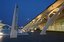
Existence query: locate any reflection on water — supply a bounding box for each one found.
[0,30,64,42]
[0,36,3,39]
[0,28,21,42]
[0,35,3,42]
[0,27,64,42]
[0,32,3,39]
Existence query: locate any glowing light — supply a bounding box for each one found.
[0,32,3,39]
[34,28,37,30]
[0,36,3,39]
[37,15,42,19]
[0,24,5,29]
[22,29,25,32]
[31,30,34,32]
[48,8,59,17]
[0,32,3,35]
[32,20,35,22]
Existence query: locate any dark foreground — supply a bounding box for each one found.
[1,31,64,42]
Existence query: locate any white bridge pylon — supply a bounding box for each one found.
[10,4,18,38]
[10,4,27,38]
[40,4,64,35]
[10,4,29,38]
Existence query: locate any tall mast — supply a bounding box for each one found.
[10,4,18,38]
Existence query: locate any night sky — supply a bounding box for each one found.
[0,0,56,27]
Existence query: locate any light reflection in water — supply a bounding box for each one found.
[0,32,3,42]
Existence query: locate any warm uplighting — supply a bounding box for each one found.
[32,19,35,23]
[48,8,59,17]
[37,14,42,19]
[34,28,37,30]
[22,29,25,32]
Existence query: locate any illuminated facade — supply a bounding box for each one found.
[22,0,64,32]
[48,16,64,31]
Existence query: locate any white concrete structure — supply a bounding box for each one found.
[10,4,18,38]
[40,4,64,35]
